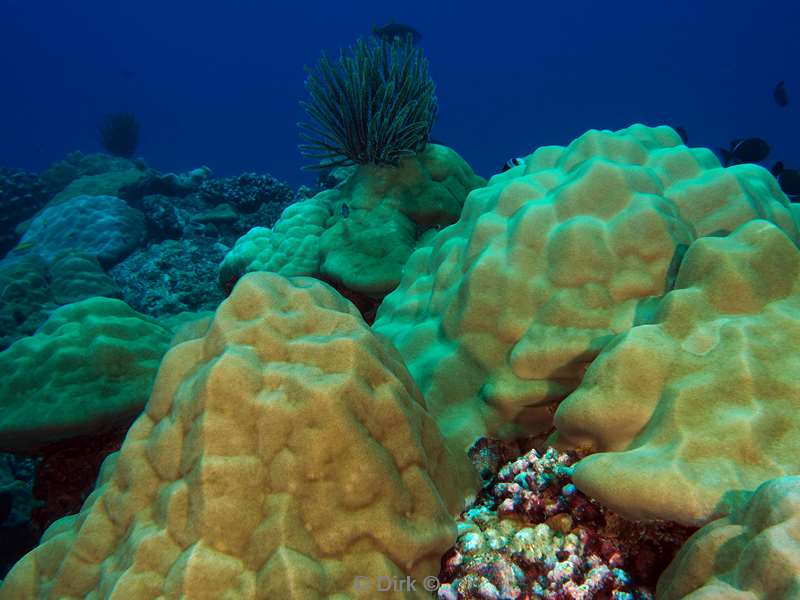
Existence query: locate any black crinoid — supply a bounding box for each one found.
[299,34,438,169]
[98,111,140,158]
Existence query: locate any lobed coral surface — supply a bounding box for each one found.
[2,125,800,599]
[219,143,485,297]
[373,124,798,453]
[0,273,476,599]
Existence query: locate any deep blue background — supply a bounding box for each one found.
[1,0,797,187]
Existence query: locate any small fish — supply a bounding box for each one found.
[771,162,800,199]
[673,125,689,144]
[10,241,35,253]
[372,22,422,45]
[774,81,788,107]
[501,157,524,172]
[665,243,689,291]
[719,138,770,167]
[340,203,350,219]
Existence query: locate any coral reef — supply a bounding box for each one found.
[47,252,122,305]
[0,255,57,350]
[39,151,140,197]
[118,166,213,203]
[658,476,800,599]
[199,172,294,213]
[0,252,121,351]
[553,220,800,525]
[49,169,146,206]
[136,194,188,240]
[317,165,357,191]
[219,143,485,298]
[2,124,800,598]
[0,272,476,599]
[0,297,172,453]
[17,194,146,267]
[110,238,227,317]
[105,169,295,319]
[372,124,798,453]
[438,445,693,599]
[0,167,49,258]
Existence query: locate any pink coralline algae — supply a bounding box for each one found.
[437,442,695,600]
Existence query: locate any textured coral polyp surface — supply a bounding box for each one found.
[218,144,485,297]
[657,476,800,599]
[0,297,172,453]
[373,124,798,452]
[20,194,145,267]
[0,273,475,599]
[554,220,800,526]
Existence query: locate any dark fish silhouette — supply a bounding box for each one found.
[372,22,422,44]
[501,157,524,173]
[774,81,788,107]
[673,126,689,144]
[341,203,350,218]
[771,162,800,199]
[665,243,689,291]
[720,138,770,167]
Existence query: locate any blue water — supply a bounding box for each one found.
[1,0,798,185]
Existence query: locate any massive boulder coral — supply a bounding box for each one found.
[218,144,485,297]
[552,219,800,526]
[657,476,800,599]
[0,251,122,351]
[372,124,799,452]
[47,251,122,305]
[0,297,172,453]
[0,272,476,599]
[49,169,145,206]
[17,195,146,268]
[0,254,58,350]
[40,151,141,198]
